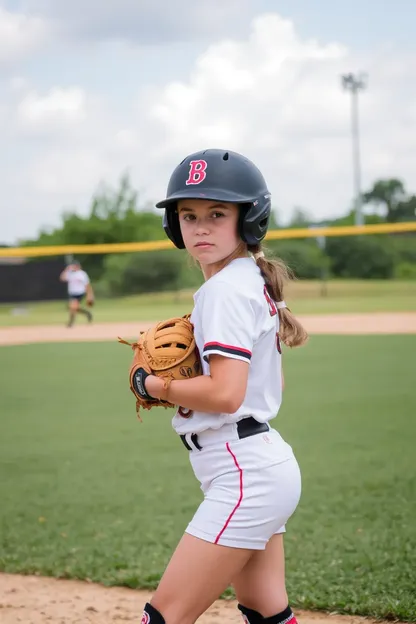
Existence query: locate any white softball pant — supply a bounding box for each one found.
[183,422,302,550]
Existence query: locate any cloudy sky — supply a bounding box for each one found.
[1,0,415,245]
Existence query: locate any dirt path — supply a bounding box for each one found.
[1,312,414,623]
[0,573,397,624]
[1,312,416,346]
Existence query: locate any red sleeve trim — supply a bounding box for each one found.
[203,341,252,361]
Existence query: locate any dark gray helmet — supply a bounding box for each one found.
[155,149,271,249]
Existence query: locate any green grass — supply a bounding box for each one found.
[0,280,415,326]
[0,337,415,620]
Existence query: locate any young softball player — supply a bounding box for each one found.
[139,149,308,624]
[59,260,94,327]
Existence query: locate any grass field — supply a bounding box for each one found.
[1,335,415,620]
[0,279,415,327]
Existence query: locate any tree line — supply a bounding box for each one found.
[15,175,416,295]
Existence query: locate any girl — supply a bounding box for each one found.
[59,260,94,327]
[138,149,308,624]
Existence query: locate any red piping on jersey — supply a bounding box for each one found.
[204,342,252,356]
[215,443,243,544]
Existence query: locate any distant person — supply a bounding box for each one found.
[59,260,94,327]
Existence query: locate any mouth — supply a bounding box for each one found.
[194,242,214,249]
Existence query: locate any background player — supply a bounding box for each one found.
[59,260,94,327]
[132,149,309,624]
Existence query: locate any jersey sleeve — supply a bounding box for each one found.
[200,281,255,365]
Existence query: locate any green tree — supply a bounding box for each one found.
[329,209,385,227]
[22,173,167,279]
[392,195,416,222]
[264,239,329,279]
[362,179,407,222]
[102,250,184,296]
[325,236,395,279]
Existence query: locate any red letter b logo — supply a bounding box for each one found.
[186,160,207,185]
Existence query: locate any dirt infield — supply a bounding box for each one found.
[0,573,400,624]
[1,312,416,346]
[1,312,413,623]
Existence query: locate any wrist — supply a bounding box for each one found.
[145,375,165,399]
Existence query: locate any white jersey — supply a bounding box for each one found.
[66,269,89,296]
[172,257,283,435]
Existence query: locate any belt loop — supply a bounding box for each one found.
[180,434,192,451]
[191,433,202,451]
[180,433,203,451]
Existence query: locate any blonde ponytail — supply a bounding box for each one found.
[249,244,308,348]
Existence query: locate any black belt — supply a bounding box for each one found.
[180,417,269,451]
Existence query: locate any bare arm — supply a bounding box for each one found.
[59,266,72,282]
[86,282,94,300]
[146,355,249,414]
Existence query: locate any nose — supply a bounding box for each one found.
[195,215,210,236]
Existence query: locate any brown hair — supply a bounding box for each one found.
[248,243,308,348]
[188,233,308,348]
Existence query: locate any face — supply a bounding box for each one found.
[177,199,242,274]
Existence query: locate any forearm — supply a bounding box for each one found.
[148,374,238,414]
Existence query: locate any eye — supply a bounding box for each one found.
[211,211,225,218]
[181,213,196,221]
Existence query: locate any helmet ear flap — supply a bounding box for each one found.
[163,208,185,249]
[238,197,271,245]
[237,204,250,243]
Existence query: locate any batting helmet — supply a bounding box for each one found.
[155,149,272,249]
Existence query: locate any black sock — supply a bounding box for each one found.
[67,312,75,327]
[238,604,263,624]
[142,603,165,624]
[265,605,297,624]
[238,604,297,624]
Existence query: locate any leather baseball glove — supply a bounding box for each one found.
[118,314,201,419]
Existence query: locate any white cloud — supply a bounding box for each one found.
[0,7,50,65]
[1,11,416,244]
[151,15,348,152]
[17,87,86,126]
[144,13,416,222]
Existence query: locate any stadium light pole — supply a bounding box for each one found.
[341,72,368,226]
